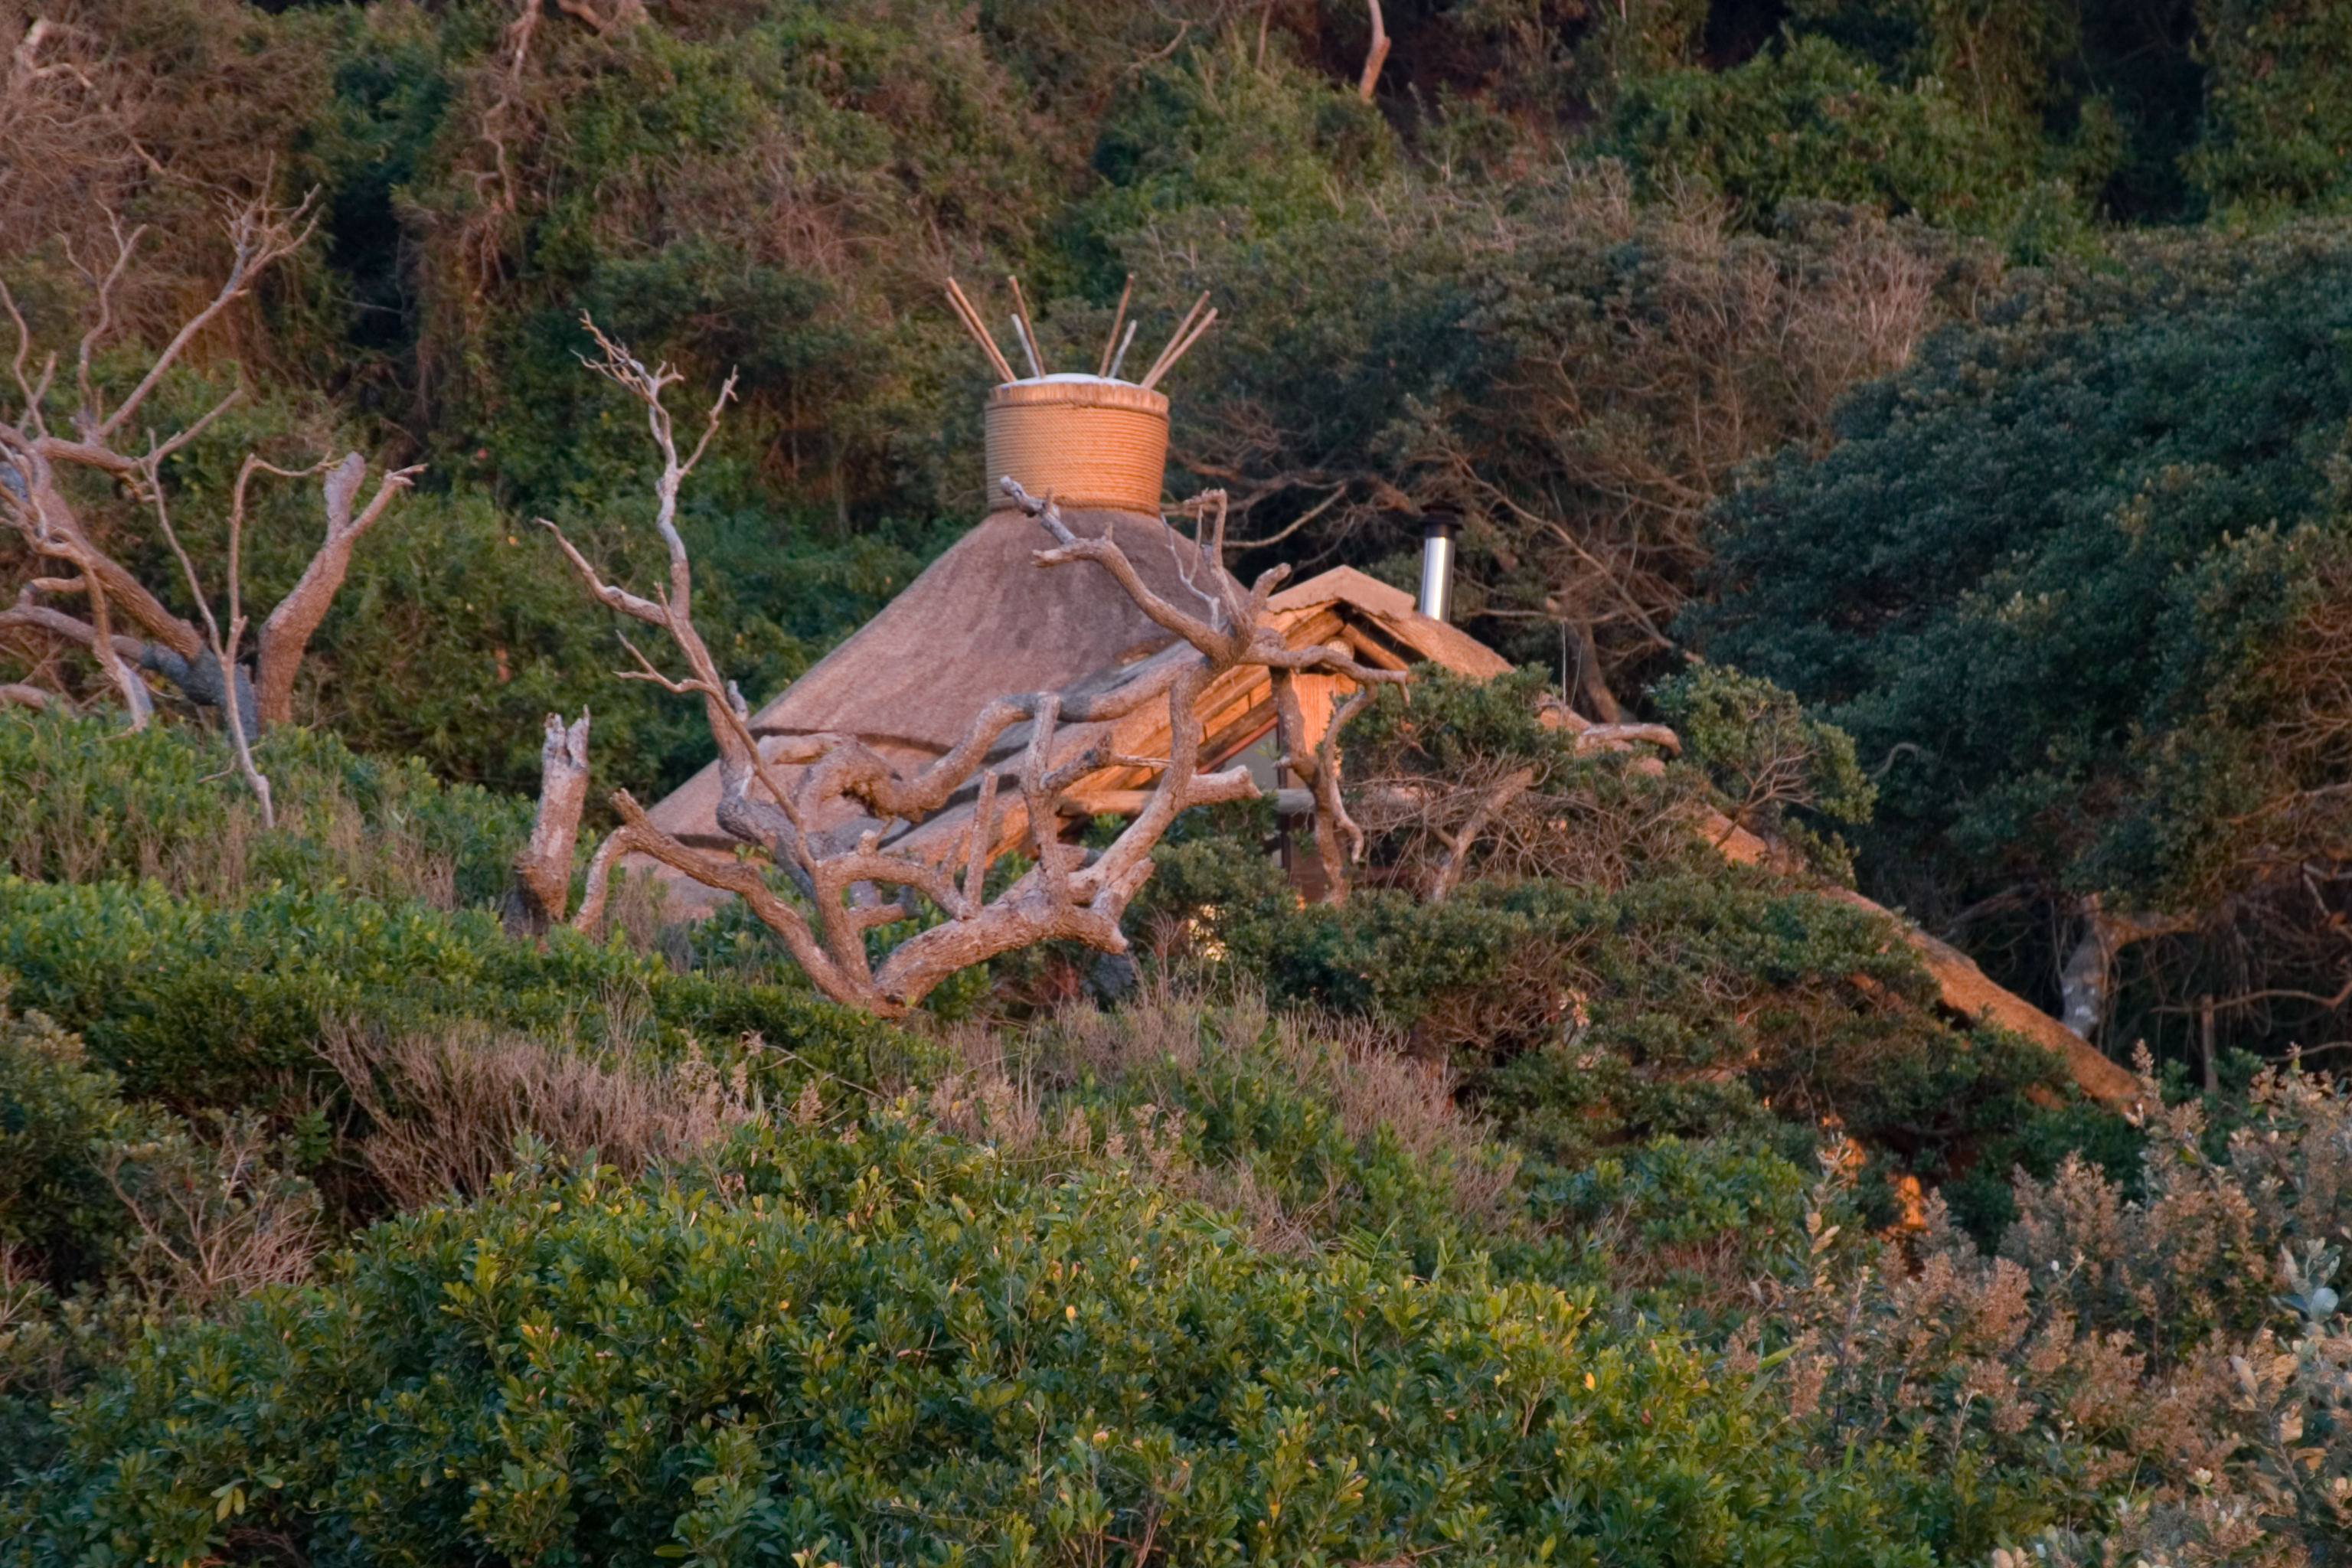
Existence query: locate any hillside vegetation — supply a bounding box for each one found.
[8,2,2352,1563]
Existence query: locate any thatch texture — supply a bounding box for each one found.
[642,505,1204,856]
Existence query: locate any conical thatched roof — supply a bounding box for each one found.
[642,505,1210,855]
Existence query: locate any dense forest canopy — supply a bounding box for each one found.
[11,2,2352,1562]
[8,0,2350,788]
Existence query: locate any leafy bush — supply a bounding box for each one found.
[1654,658,1875,864]
[0,711,529,908]
[0,875,923,1111]
[1134,811,2068,1184]
[1126,168,1984,697]
[1606,33,2100,250]
[0,1008,161,1290]
[286,486,940,800]
[939,986,1524,1267]
[1768,1057,2352,1564]
[11,1110,1939,1568]
[1690,220,2352,1048]
[2189,0,2352,220]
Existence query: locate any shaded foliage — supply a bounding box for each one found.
[1690,220,2352,1056]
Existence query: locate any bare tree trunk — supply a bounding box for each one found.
[2200,995,2218,1096]
[1357,0,1390,100]
[508,710,590,936]
[2058,897,2194,1042]
[1574,619,1622,723]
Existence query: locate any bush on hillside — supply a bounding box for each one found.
[1606,34,2101,253]
[0,874,925,1115]
[1771,1056,2352,1565]
[9,1110,1939,1568]
[1130,670,2078,1201]
[1690,220,2352,1056]
[0,1008,162,1291]
[0,713,528,907]
[2189,0,2352,220]
[1123,167,1986,698]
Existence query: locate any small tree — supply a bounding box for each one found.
[531,322,1402,1015]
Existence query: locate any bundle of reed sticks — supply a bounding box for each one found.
[942,274,1217,390]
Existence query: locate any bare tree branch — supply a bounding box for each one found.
[0,195,396,746]
[1357,0,1390,101]
[254,453,423,723]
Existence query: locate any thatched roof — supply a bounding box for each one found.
[642,505,1210,854]
[636,527,1509,894]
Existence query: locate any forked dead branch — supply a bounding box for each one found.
[536,319,1404,1015]
[0,192,421,821]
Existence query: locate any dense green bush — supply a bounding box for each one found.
[2188,0,2352,220]
[0,875,921,1112]
[1131,675,2071,1192]
[1690,220,2352,1047]
[284,485,939,799]
[0,712,528,906]
[1605,34,2099,251]
[1762,1059,2352,1566]
[0,1009,162,1290]
[10,1112,1937,1568]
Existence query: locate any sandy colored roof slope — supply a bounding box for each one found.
[645,505,1203,849]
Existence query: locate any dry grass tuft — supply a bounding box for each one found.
[320,1024,756,1208]
[933,983,1518,1246]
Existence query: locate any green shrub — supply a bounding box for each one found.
[0,1009,162,1290]
[0,876,923,1112]
[1605,32,2100,249]
[1690,220,2352,1049]
[1134,824,2068,1179]
[1768,1058,2352,1564]
[2189,0,2352,220]
[0,712,530,908]
[1653,659,1874,872]
[13,1113,1938,1568]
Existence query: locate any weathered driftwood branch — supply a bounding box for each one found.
[508,709,591,935]
[547,326,1403,1014]
[0,193,417,766]
[1358,0,1390,101]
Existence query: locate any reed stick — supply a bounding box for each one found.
[1140,307,1217,390]
[942,279,1017,382]
[1138,292,1210,388]
[1098,273,1135,377]
[1007,275,1045,374]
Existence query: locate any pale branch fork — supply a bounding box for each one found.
[0,191,420,807]
[537,322,1404,1014]
[508,709,593,934]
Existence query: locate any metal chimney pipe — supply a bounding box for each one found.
[1417,514,1457,622]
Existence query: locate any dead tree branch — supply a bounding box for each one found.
[0,194,415,747]
[1357,0,1390,101]
[508,709,592,935]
